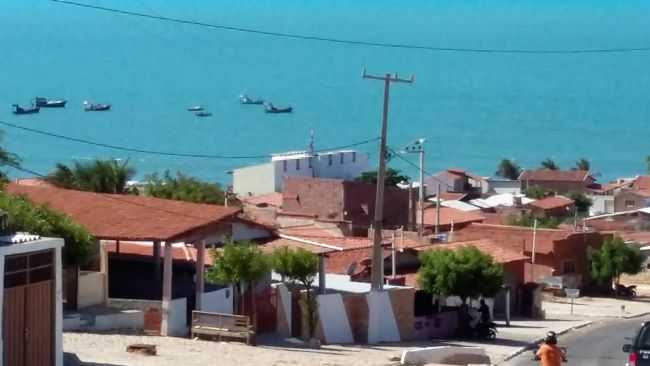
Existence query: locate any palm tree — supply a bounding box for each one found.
[540,158,559,170]
[575,158,590,171]
[495,159,522,180]
[46,159,135,194]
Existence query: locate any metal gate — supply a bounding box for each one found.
[3,250,54,366]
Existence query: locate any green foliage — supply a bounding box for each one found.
[567,191,592,214]
[495,159,522,180]
[206,240,271,286]
[588,236,645,286]
[417,246,503,304]
[507,213,561,229]
[144,171,226,204]
[0,192,93,265]
[356,168,409,187]
[0,133,20,182]
[575,158,590,171]
[272,247,319,338]
[46,159,135,194]
[525,185,552,199]
[540,158,559,170]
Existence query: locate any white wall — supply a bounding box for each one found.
[77,271,106,308]
[367,291,400,344]
[316,294,354,344]
[201,287,233,314]
[483,179,521,195]
[233,163,276,196]
[589,195,614,216]
[168,297,188,337]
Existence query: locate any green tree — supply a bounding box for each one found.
[46,159,135,194]
[0,192,93,265]
[567,191,593,214]
[356,168,409,187]
[418,246,503,304]
[206,240,271,317]
[507,213,561,229]
[144,171,227,204]
[495,159,522,180]
[525,185,551,199]
[272,247,319,339]
[0,133,20,182]
[588,236,645,287]
[646,156,650,174]
[540,158,559,170]
[574,158,590,171]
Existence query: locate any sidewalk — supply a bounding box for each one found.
[542,293,650,319]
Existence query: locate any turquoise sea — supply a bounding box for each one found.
[2,0,650,184]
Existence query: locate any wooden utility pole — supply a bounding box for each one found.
[363,68,414,291]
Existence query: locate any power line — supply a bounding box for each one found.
[0,119,378,160]
[52,0,650,55]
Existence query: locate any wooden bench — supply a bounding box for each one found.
[191,311,255,345]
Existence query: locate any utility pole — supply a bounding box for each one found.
[530,218,538,282]
[401,138,426,238]
[363,68,414,291]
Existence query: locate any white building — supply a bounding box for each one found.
[233,150,369,197]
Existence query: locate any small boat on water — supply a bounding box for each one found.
[195,111,212,117]
[265,103,292,114]
[12,104,40,115]
[187,106,204,112]
[83,101,111,111]
[34,97,67,108]
[240,94,264,105]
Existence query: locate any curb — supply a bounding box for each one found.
[499,320,593,364]
[624,311,650,319]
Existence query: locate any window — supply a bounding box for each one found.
[352,152,356,163]
[328,154,332,166]
[283,160,287,172]
[340,153,344,164]
[296,159,300,170]
[625,200,636,209]
[562,260,576,274]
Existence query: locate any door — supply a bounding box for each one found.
[3,250,54,366]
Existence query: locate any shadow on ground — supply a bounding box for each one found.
[64,352,126,366]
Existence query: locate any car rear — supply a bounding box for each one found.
[628,324,650,366]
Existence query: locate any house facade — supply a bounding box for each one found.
[233,150,369,197]
[614,189,650,212]
[519,169,594,194]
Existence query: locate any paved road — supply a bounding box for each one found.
[502,316,650,366]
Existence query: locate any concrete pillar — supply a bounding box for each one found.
[505,286,511,327]
[161,242,173,336]
[55,246,63,366]
[195,240,205,311]
[318,255,326,294]
[153,240,161,297]
[99,240,109,304]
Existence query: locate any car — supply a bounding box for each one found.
[622,321,650,366]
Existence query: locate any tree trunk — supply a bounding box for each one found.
[233,284,241,315]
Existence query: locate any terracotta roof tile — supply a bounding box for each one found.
[5,184,240,241]
[633,176,650,191]
[451,223,571,254]
[422,206,485,227]
[527,195,574,210]
[242,192,283,207]
[412,239,530,264]
[519,169,590,182]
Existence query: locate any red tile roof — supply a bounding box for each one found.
[5,184,240,241]
[242,192,283,207]
[412,239,530,264]
[106,241,208,263]
[14,178,56,188]
[260,233,383,255]
[451,223,572,254]
[527,195,574,210]
[422,206,485,227]
[519,169,591,182]
[435,192,469,201]
[633,176,650,191]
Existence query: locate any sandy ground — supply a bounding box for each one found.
[542,292,650,318]
[64,319,588,366]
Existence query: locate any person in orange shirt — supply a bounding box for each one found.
[536,332,564,366]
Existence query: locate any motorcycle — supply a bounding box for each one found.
[615,284,637,298]
[474,321,498,340]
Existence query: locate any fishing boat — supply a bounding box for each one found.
[240,94,264,105]
[264,103,292,114]
[187,105,204,112]
[83,101,111,111]
[12,104,40,115]
[33,97,67,108]
[195,111,212,117]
